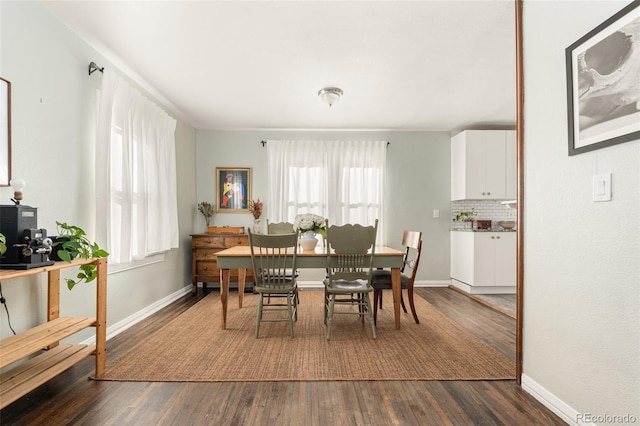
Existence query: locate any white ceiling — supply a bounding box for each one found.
[44,1,517,132]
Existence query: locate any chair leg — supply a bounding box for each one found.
[373,289,379,325]
[400,291,408,313]
[326,295,335,340]
[407,288,420,324]
[287,293,294,338]
[364,293,376,339]
[256,294,264,338]
[324,288,328,325]
[378,290,383,308]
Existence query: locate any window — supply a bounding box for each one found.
[95,69,179,265]
[267,140,386,240]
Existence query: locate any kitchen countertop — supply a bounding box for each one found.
[450,229,516,232]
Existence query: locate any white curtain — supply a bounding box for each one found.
[267,140,386,240]
[96,68,179,265]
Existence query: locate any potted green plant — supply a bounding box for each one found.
[453,208,477,229]
[52,221,109,290]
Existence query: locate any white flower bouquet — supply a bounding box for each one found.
[293,213,327,236]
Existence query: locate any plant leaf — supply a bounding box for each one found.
[66,278,77,290]
[58,250,71,263]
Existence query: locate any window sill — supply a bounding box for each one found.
[107,253,165,275]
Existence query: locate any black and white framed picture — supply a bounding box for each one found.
[566,0,640,156]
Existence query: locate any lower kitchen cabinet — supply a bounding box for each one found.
[450,231,516,294]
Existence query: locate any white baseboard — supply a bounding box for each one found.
[81,284,192,345]
[414,280,450,287]
[521,374,583,426]
[450,279,516,294]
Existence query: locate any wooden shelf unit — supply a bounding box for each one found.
[0,258,107,409]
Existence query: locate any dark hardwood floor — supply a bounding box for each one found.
[0,287,564,425]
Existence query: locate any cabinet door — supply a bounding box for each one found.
[450,231,475,284]
[451,130,514,200]
[451,132,467,200]
[464,132,488,199]
[473,233,496,286]
[505,131,517,199]
[494,233,516,286]
[483,131,507,199]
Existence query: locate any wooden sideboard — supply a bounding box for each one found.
[0,258,107,409]
[190,230,254,293]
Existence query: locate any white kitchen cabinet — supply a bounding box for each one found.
[450,231,516,294]
[451,130,516,200]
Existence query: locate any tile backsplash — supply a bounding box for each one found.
[451,200,516,230]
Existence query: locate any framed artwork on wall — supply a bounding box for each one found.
[0,77,10,186]
[565,0,640,156]
[215,167,251,212]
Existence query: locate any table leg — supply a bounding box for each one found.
[220,268,230,329]
[237,268,246,308]
[391,267,401,330]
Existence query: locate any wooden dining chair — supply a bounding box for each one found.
[265,220,299,303]
[266,220,295,234]
[248,230,299,338]
[372,230,422,325]
[323,219,378,340]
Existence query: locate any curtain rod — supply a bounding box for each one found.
[88,62,104,76]
[260,140,390,147]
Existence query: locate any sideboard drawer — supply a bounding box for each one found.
[194,249,220,261]
[196,260,218,276]
[224,235,248,247]
[193,236,225,248]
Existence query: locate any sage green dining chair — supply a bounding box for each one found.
[266,220,295,234]
[323,219,378,340]
[266,220,299,302]
[248,230,299,338]
[372,230,422,325]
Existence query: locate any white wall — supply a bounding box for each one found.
[0,2,197,342]
[523,0,639,421]
[196,130,452,283]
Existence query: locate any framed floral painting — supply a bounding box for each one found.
[215,167,251,212]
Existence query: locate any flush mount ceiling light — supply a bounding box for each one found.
[318,87,343,107]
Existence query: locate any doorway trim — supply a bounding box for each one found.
[515,0,524,384]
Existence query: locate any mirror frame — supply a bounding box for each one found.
[0,77,10,186]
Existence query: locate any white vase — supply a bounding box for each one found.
[299,231,318,251]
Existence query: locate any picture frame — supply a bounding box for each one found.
[565,1,640,156]
[215,167,251,212]
[0,77,10,186]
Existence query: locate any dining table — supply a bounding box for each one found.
[215,244,406,330]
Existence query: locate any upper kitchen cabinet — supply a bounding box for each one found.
[451,130,516,200]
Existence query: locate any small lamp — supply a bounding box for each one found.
[10,177,26,205]
[318,87,343,107]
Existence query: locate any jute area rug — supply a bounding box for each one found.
[98,290,515,382]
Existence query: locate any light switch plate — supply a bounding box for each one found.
[593,173,612,202]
